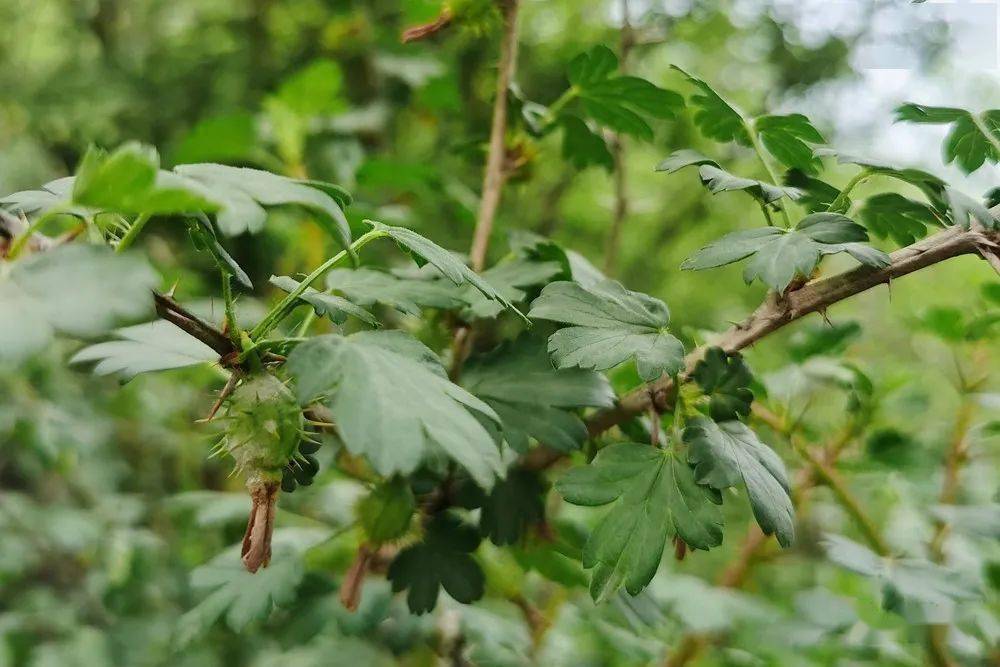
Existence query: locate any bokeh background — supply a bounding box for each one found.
[0,1,997,665]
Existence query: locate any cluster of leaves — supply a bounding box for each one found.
[1,31,998,667]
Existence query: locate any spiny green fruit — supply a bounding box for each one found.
[220,373,303,573]
[222,374,303,479]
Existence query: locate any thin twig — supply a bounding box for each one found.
[925,393,976,667]
[468,0,521,272]
[450,0,522,379]
[603,0,635,276]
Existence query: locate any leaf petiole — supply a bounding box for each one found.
[745,118,792,228]
[249,229,388,341]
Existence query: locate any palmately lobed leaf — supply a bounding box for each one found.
[529,279,684,381]
[822,533,980,625]
[753,114,825,174]
[816,148,949,212]
[859,193,944,246]
[366,220,527,322]
[175,163,353,247]
[0,245,159,364]
[356,477,415,544]
[270,275,379,326]
[72,143,221,216]
[656,150,801,205]
[387,512,485,614]
[325,266,467,316]
[461,337,614,452]
[557,442,723,601]
[692,347,754,421]
[566,45,683,141]
[895,103,1000,174]
[286,331,505,489]
[71,320,218,379]
[561,115,614,171]
[682,213,890,292]
[671,66,750,145]
[683,417,794,547]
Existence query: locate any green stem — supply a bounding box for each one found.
[539,86,579,131]
[827,169,870,213]
[115,213,152,253]
[795,441,891,556]
[221,271,242,349]
[745,119,792,228]
[295,310,317,337]
[759,202,775,227]
[6,209,62,260]
[249,229,387,341]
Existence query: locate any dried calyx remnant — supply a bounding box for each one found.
[219,374,303,572]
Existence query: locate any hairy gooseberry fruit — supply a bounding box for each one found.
[221,374,303,573]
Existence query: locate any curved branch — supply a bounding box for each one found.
[524,225,998,470]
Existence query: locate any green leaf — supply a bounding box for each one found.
[71,320,217,379]
[1,177,84,219]
[859,193,943,246]
[556,443,723,601]
[286,331,504,489]
[356,477,416,543]
[561,114,614,171]
[387,512,484,614]
[324,267,467,317]
[477,468,547,546]
[817,149,948,212]
[0,245,158,364]
[657,150,800,204]
[73,143,220,215]
[269,275,379,327]
[895,103,1000,174]
[671,66,750,145]
[461,337,614,452]
[682,213,890,292]
[946,187,998,230]
[187,213,253,288]
[568,46,683,141]
[176,528,330,643]
[683,417,794,547]
[171,113,259,165]
[823,534,979,624]
[930,504,1000,540]
[692,347,754,421]
[461,256,564,319]
[785,169,846,213]
[511,520,588,587]
[568,45,619,87]
[174,163,352,247]
[754,114,825,174]
[366,220,527,322]
[271,58,345,117]
[529,279,684,382]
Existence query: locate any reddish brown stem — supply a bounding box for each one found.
[340,543,374,611]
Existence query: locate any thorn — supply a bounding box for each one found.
[201,373,240,422]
